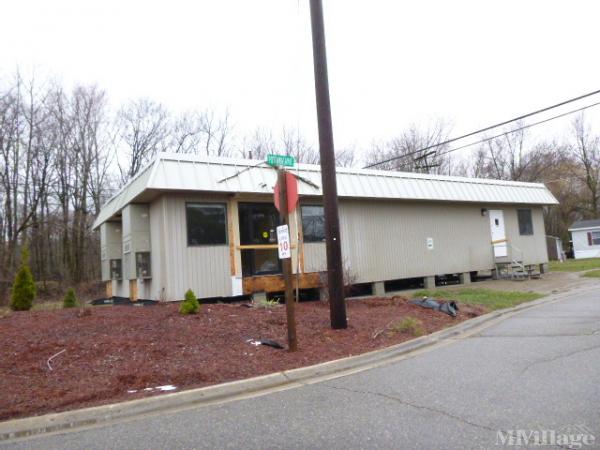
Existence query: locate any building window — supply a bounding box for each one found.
[186,203,228,246]
[238,202,282,276]
[241,248,281,276]
[110,259,122,280]
[136,252,152,278]
[301,205,325,242]
[590,231,600,246]
[517,209,533,236]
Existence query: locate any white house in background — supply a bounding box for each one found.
[92,153,558,302]
[568,219,600,259]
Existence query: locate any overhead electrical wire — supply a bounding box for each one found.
[363,88,600,169]
[434,100,600,160]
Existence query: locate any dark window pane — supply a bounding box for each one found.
[241,249,282,276]
[301,205,325,242]
[517,209,533,236]
[238,203,280,245]
[135,252,151,278]
[592,232,600,246]
[186,203,227,245]
[110,259,122,280]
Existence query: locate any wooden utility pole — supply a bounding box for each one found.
[309,0,347,329]
[278,169,298,351]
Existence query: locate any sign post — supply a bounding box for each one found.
[276,169,298,352]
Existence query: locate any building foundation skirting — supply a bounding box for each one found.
[372,281,385,296]
[252,291,268,303]
[459,272,471,284]
[424,276,436,289]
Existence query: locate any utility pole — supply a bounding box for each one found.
[309,0,347,329]
[278,169,298,351]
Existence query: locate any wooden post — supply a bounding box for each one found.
[278,169,298,352]
[309,0,347,329]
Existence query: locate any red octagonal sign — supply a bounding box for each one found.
[274,172,299,214]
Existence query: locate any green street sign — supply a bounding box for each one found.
[267,154,295,167]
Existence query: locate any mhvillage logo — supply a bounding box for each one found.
[496,425,596,448]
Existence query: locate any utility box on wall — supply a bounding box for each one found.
[122,204,152,280]
[100,222,123,281]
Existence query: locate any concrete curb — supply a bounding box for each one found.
[0,288,583,442]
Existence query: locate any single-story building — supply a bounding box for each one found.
[568,219,600,259]
[93,153,558,301]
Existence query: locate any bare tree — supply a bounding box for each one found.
[365,120,452,174]
[570,113,600,217]
[472,123,548,182]
[281,127,319,164]
[335,146,357,168]
[239,127,276,160]
[115,98,169,184]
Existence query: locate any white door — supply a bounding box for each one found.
[489,210,507,257]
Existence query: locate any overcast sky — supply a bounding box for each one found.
[1,0,599,160]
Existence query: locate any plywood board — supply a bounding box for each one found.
[242,272,322,294]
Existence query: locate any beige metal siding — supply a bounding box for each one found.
[100,222,122,281]
[162,194,231,300]
[503,207,549,264]
[112,280,129,298]
[149,197,166,300]
[337,200,494,283]
[304,243,326,273]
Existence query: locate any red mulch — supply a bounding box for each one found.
[0,297,487,421]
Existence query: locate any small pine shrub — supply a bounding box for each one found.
[391,317,425,337]
[63,288,78,308]
[10,247,36,311]
[180,289,200,315]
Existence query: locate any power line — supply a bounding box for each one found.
[435,100,600,159]
[363,88,600,169]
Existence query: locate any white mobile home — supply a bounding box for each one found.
[93,154,558,301]
[568,219,600,259]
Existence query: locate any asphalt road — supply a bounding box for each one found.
[3,286,600,450]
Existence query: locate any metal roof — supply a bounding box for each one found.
[568,219,600,231]
[93,153,559,229]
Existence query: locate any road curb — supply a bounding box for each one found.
[0,289,580,442]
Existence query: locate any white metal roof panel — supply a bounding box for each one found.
[93,153,559,228]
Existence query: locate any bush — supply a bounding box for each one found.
[63,288,78,308]
[10,247,36,311]
[180,289,200,315]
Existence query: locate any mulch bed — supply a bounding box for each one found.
[0,297,487,421]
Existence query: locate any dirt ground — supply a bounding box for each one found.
[0,297,486,421]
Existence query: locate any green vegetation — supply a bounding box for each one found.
[549,258,600,272]
[582,269,600,278]
[413,288,542,311]
[10,247,36,311]
[252,297,280,309]
[391,317,425,337]
[62,288,78,308]
[180,289,200,315]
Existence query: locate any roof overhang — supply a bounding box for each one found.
[93,153,560,230]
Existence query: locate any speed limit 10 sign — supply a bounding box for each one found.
[276,225,291,259]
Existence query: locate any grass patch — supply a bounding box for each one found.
[252,297,280,309]
[390,317,425,337]
[549,258,600,272]
[412,288,542,311]
[582,269,600,278]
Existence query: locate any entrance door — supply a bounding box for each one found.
[238,203,283,276]
[489,210,507,257]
